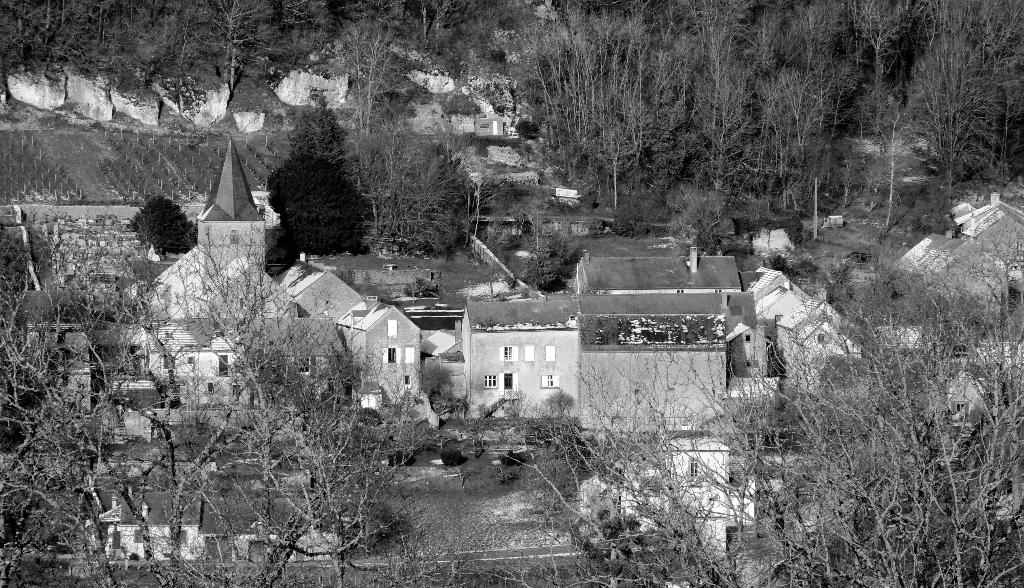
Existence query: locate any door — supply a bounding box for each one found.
[503,373,514,390]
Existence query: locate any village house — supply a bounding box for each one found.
[339,298,423,410]
[577,294,731,431]
[462,299,580,417]
[899,194,1024,302]
[405,304,467,398]
[274,261,362,319]
[99,492,338,562]
[576,248,742,295]
[137,317,345,406]
[100,493,206,560]
[581,435,755,552]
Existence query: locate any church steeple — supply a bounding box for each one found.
[198,140,262,222]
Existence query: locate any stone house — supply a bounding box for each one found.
[340,298,422,408]
[576,248,742,295]
[580,436,755,552]
[139,317,345,406]
[100,493,206,561]
[462,299,580,418]
[274,261,362,319]
[577,294,730,431]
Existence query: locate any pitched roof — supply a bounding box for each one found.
[898,234,968,272]
[580,256,741,292]
[958,201,1024,238]
[468,299,579,331]
[198,140,262,222]
[579,293,729,348]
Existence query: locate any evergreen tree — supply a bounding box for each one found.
[129,195,196,254]
[269,107,365,255]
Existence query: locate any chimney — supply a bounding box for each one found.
[689,247,698,272]
[582,250,590,262]
[783,279,791,291]
[992,192,1001,206]
[365,295,379,305]
[720,292,728,311]
[299,252,307,263]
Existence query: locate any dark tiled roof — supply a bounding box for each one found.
[468,299,579,330]
[580,314,726,347]
[405,307,465,331]
[580,256,741,291]
[199,140,262,222]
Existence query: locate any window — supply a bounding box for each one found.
[134,529,144,543]
[503,373,516,390]
[207,382,215,394]
[523,345,535,361]
[542,374,559,388]
[484,375,498,388]
[217,354,229,376]
[744,334,751,342]
[404,346,415,364]
[545,345,555,361]
[387,319,398,338]
[689,459,699,477]
[816,333,826,344]
[162,355,174,370]
[186,356,195,365]
[386,347,398,364]
[955,402,966,414]
[299,357,312,374]
[502,346,517,361]
[229,230,240,244]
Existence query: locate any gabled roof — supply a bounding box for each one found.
[198,140,262,222]
[468,299,579,331]
[958,200,1024,238]
[898,234,968,272]
[580,256,741,291]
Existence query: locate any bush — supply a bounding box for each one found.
[440,446,464,466]
[500,450,529,467]
[441,93,480,117]
[611,196,661,237]
[355,408,382,426]
[543,391,575,416]
[515,119,541,140]
[403,277,440,298]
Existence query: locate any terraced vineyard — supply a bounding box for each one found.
[0,130,286,205]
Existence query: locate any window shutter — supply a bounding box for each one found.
[512,346,519,361]
[405,346,415,364]
[382,348,389,363]
[524,345,534,361]
[512,373,519,390]
[387,319,398,337]
[551,375,559,387]
[545,345,555,361]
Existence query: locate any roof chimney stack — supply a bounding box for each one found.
[992,192,1001,206]
[299,252,307,263]
[689,247,698,272]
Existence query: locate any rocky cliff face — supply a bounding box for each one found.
[110,88,160,126]
[7,71,66,110]
[233,111,265,133]
[66,72,113,121]
[182,84,230,127]
[274,70,348,107]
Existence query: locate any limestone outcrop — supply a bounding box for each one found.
[182,84,230,127]
[110,88,160,126]
[7,71,66,110]
[407,70,455,94]
[233,111,265,133]
[274,70,348,107]
[66,72,113,121]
